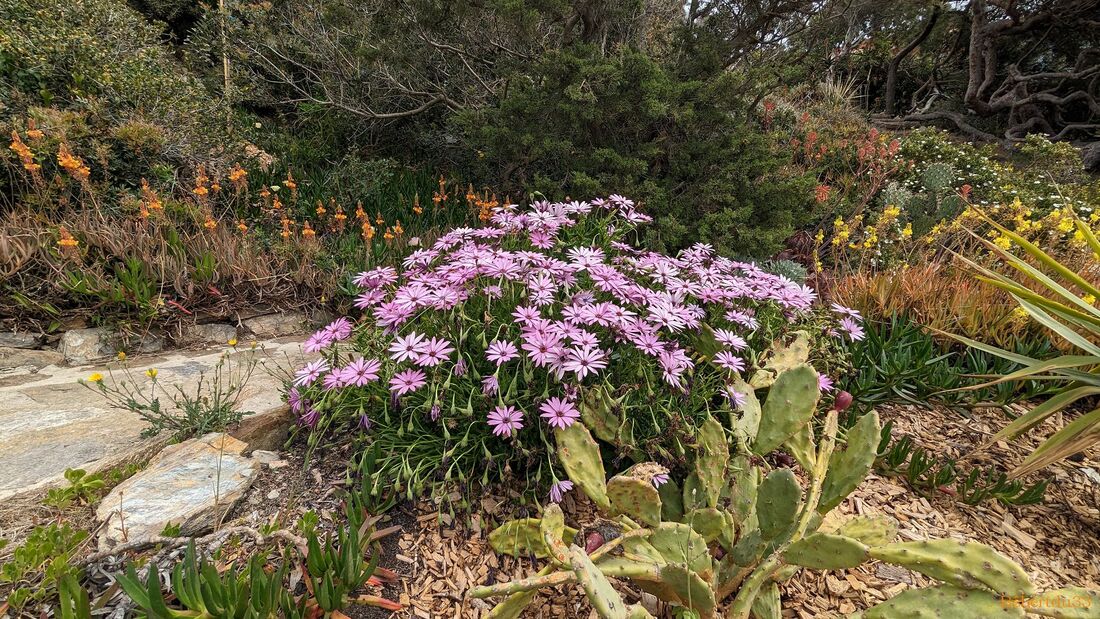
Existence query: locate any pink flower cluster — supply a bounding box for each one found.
[290,195,860,440]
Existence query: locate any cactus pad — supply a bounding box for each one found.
[569,546,632,619]
[819,410,880,513]
[647,522,713,582]
[753,364,820,455]
[540,505,571,567]
[608,474,663,527]
[731,377,762,441]
[828,514,899,548]
[863,584,1023,618]
[489,518,578,559]
[749,331,811,388]
[870,539,1036,596]
[728,455,760,525]
[684,507,726,542]
[695,414,729,508]
[658,563,717,618]
[556,422,611,510]
[756,468,801,541]
[683,471,708,511]
[730,528,765,567]
[750,582,781,619]
[657,478,684,522]
[783,422,817,471]
[783,533,869,569]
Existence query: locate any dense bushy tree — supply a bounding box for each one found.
[452,46,814,257]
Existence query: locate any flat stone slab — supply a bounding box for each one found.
[0,339,308,501]
[95,433,259,548]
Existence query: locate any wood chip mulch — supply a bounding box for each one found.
[378,402,1100,618]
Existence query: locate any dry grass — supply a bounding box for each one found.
[828,262,1040,349]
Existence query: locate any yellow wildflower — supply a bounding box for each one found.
[145,368,158,379]
[228,338,238,347]
[117,351,127,361]
[87,372,103,383]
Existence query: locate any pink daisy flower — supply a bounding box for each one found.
[562,346,607,380]
[539,397,580,429]
[417,337,454,367]
[389,368,427,395]
[486,340,519,365]
[388,332,427,363]
[342,358,382,386]
[549,479,574,503]
[713,328,748,351]
[839,317,865,341]
[487,405,524,437]
[293,359,330,387]
[714,351,745,372]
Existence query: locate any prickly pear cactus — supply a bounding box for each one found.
[922,161,957,195]
[471,365,1094,619]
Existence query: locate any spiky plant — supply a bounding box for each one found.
[949,210,1100,477]
[469,355,1094,618]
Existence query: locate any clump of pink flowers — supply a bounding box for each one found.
[285,195,859,488]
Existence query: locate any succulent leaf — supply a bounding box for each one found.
[556,422,610,510]
[488,518,578,559]
[783,533,869,569]
[870,539,1036,596]
[608,474,662,527]
[863,584,1024,618]
[819,411,881,513]
[756,469,801,541]
[753,364,820,456]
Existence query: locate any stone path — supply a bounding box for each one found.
[0,338,308,500]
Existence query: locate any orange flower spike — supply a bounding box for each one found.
[203,217,217,231]
[57,226,79,248]
[26,119,44,140]
[375,212,384,226]
[272,196,282,210]
[302,220,316,239]
[394,220,404,236]
[228,164,248,186]
[315,200,326,217]
[237,219,248,233]
[355,201,366,221]
[57,143,90,182]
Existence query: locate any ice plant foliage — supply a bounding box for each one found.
[286,196,859,493]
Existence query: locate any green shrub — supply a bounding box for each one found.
[0,0,228,158]
[453,47,815,258]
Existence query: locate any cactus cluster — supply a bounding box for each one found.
[471,360,1098,618]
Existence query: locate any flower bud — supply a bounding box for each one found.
[585,531,605,554]
[834,390,853,412]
